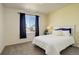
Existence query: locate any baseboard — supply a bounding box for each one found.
[6,39,32,46]
[73,43,79,47]
[6,41,32,47]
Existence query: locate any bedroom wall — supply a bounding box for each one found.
[47,4,79,47]
[0,4,5,53]
[4,7,47,45]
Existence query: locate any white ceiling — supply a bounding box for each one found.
[3,3,69,14]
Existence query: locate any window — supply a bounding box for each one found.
[25,15,35,33]
[20,13,39,39]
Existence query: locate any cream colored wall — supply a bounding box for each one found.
[39,14,48,35]
[4,7,47,45]
[48,4,79,47]
[0,4,5,53]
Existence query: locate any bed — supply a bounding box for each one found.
[32,25,75,55]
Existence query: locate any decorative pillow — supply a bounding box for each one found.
[53,30,63,36]
[62,31,70,36]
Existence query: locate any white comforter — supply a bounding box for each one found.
[32,35,75,55]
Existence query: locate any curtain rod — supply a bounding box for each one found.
[18,12,38,16]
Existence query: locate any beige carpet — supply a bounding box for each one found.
[1,41,79,55]
[1,41,45,55]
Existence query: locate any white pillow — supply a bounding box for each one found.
[62,31,70,36]
[53,30,63,36]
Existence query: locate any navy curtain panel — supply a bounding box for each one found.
[35,15,39,36]
[20,13,26,39]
